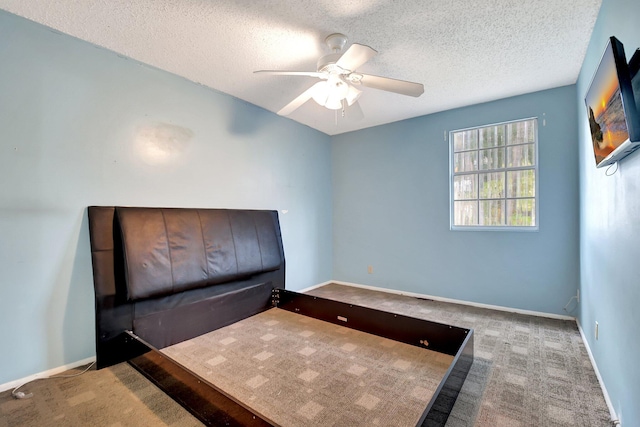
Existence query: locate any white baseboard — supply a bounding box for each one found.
[0,356,96,393]
[303,280,574,321]
[297,281,334,293]
[576,319,620,426]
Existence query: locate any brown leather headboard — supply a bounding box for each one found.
[117,207,282,301]
[88,206,285,369]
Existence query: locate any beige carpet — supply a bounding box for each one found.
[0,283,612,426]
[0,362,200,427]
[163,307,453,426]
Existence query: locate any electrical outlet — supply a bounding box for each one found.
[367,265,373,274]
[595,321,599,340]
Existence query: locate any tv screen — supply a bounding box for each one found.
[585,37,640,168]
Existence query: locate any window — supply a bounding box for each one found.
[450,118,538,230]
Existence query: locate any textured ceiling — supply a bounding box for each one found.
[0,0,602,135]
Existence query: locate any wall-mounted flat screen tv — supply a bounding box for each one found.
[585,36,640,168]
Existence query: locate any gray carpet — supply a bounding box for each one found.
[163,307,453,426]
[307,284,612,427]
[0,283,612,426]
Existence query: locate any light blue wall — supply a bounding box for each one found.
[576,0,640,425]
[332,85,580,315]
[0,11,332,385]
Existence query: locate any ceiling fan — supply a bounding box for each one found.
[255,33,424,117]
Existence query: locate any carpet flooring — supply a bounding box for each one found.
[0,283,612,426]
[163,307,453,426]
[0,362,200,427]
[307,284,612,427]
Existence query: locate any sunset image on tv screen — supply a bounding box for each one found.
[585,42,630,165]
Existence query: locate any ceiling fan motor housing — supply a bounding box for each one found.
[317,53,343,73]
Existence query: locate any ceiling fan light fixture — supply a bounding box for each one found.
[311,81,329,106]
[327,75,348,97]
[325,96,343,110]
[313,75,351,109]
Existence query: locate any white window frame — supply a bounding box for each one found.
[449,117,539,232]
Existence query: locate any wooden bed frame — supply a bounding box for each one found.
[88,206,473,426]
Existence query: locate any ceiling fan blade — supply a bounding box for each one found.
[336,43,377,71]
[358,73,424,97]
[277,82,323,116]
[344,100,364,121]
[254,70,325,78]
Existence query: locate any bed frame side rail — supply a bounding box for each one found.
[123,331,275,427]
[273,288,474,427]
